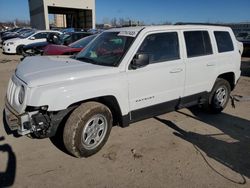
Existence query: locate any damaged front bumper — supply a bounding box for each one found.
[4,99,74,138]
[4,99,38,136]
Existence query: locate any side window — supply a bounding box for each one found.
[214,31,234,53]
[73,34,79,41]
[138,32,180,63]
[64,35,73,45]
[184,31,213,58]
[33,32,48,39]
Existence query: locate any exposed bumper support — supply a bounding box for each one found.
[5,100,38,136]
[4,99,75,138]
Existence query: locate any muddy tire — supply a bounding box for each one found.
[204,78,231,114]
[63,102,113,158]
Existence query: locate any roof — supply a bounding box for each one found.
[35,30,62,33]
[108,25,232,33]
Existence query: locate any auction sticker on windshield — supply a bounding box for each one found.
[118,31,138,37]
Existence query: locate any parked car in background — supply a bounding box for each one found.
[0,27,20,38]
[59,28,86,33]
[236,32,250,56]
[0,27,20,46]
[87,28,105,34]
[22,32,61,56]
[2,30,62,54]
[43,34,97,55]
[22,31,92,56]
[1,28,34,45]
[59,32,92,46]
[236,32,250,41]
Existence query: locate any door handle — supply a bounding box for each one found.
[206,63,215,67]
[170,68,183,73]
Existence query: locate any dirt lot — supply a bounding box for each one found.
[0,51,250,188]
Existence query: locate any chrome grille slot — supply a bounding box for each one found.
[7,77,18,106]
[7,79,13,103]
[7,80,11,103]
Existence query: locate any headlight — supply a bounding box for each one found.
[7,42,14,46]
[18,85,25,104]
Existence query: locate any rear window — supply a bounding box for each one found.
[214,31,234,53]
[184,31,213,58]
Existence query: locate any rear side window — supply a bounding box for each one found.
[214,31,234,53]
[138,32,180,63]
[33,32,48,39]
[184,31,213,58]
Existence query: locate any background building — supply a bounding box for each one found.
[54,14,67,28]
[28,0,95,30]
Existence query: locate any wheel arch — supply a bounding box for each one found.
[217,72,235,91]
[16,44,25,55]
[67,95,124,127]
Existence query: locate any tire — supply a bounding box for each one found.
[16,45,24,55]
[204,78,231,114]
[63,102,113,158]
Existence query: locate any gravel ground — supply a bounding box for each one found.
[0,51,250,188]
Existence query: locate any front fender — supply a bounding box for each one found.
[26,74,129,115]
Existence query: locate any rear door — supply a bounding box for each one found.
[31,32,49,43]
[183,30,217,97]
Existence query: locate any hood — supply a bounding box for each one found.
[44,44,73,55]
[23,41,49,49]
[16,56,119,87]
[48,44,70,50]
[2,35,19,41]
[3,33,18,38]
[5,37,22,43]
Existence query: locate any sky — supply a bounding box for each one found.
[0,0,250,24]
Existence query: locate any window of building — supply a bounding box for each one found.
[184,31,213,58]
[214,31,234,53]
[138,32,180,63]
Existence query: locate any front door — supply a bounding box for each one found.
[127,31,185,121]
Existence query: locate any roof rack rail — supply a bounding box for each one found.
[174,22,226,26]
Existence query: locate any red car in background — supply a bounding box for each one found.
[43,34,97,55]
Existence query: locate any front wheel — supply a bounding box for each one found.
[204,78,231,114]
[63,102,113,158]
[16,45,24,55]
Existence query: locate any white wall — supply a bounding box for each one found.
[44,0,94,9]
[29,0,96,29]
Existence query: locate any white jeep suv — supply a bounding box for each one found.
[4,25,242,157]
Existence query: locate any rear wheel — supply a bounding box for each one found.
[204,78,231,113]
[63,102,113,158]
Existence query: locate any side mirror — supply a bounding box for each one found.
[29,36,35,40]
[131,53,149,70]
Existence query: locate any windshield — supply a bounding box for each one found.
[20,30,35,38]
[69,35,97,48]
[58,33,70,44]
[76,32,134,67]
[17,28,32,34]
